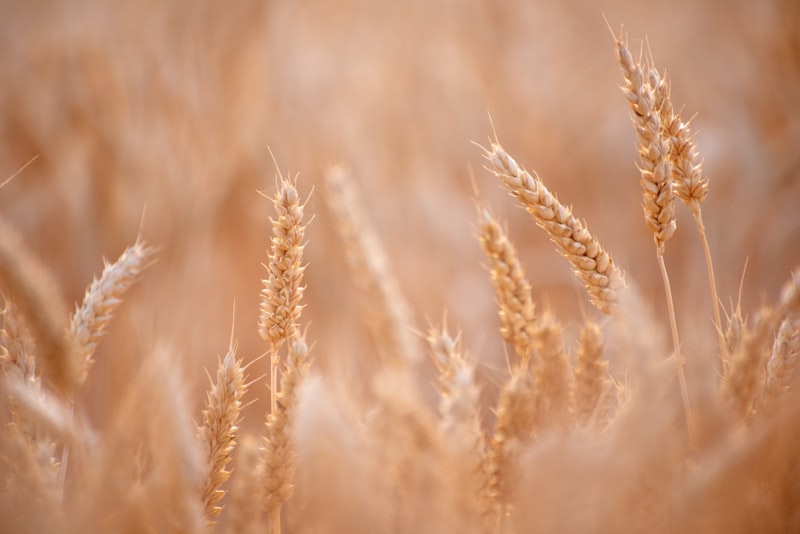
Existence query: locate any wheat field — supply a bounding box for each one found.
[1,1,800,533]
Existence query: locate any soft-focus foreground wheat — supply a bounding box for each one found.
[2,28,800,534]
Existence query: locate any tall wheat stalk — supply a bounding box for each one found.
[615,33,693,440]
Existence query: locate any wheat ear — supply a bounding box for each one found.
[0,218,77,393]
[573,320,611,429]
[258,174,307,421]
[487,365,536,531]
[324,165,419,365]
[759,314,800,413]
[427,323,491,526]
[262,334,311,531]
[651,65,723,363]
[1,298,59,478]
[531,312,573,429]
[483,143,625,316]
[724,271,800,420]
[197,340,247,526]
[616,35,692,440]
[477,208,538,367]
[69,236,156,386]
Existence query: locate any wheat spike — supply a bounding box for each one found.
[0,218,78,393]
[262,335,311,521]
[324,165,419,364]
[532,312,573,429]
[426,323,491,526]
[724,271,800,420]
[477,208,538,367]
[197,341,247,526]
[573,321,611,428]
[69,236,156,386]
[483,143,625,315]
[760,314,800,413]
[616,37,676,254]
[258,176,308,353]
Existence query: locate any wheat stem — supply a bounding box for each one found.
[657,254,694,440]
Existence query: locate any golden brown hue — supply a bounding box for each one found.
[1,5,800,533]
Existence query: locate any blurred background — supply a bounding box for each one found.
[1,0,798,428]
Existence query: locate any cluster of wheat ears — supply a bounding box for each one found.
[1,30,799,534]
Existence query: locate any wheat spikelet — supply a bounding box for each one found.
[258,176,308,353]
[477,208,537,367]
[262,335,311,521]
[197,340,247,526]
[0,218,78,393]
[616,36,676,254]
[324,165,419,364]
[483,143,625,315]
[760,314,800,413]
[69,236,156,386]
[573,321,611,428]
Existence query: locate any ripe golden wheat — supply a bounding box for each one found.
[1,27,800,534]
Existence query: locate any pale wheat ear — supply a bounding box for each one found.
[69,235,157,386]
[482,142,625,316]
[0,218,77,394]
[323,164,419,366]
[197,332,247,526]
[476,206,537,368]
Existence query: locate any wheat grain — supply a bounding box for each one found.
[483,143,625,315]
[69,236,156,386]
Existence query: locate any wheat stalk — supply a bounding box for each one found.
[482,143,625,316]
[650,64,723,364]
[615,34,693,440]
[197,340,247,526]
[258,173,308,421]
[69,236,156,386]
